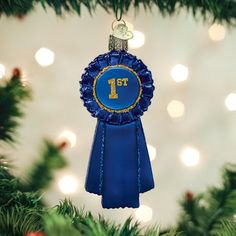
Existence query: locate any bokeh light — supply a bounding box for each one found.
[170,64,189,82]
[225,93,236,111]
[20,72,29,86]
[147,144,157,161]
[167,100,185,118]
[58,130,77,148]
[208,24,226,42]
[35,47,55,66]
[135,205,153,222]
[180,147,200,167]
[234,214,236,222]
[129,30,145,49]
[58,175,79,194]
[0,64,6,79]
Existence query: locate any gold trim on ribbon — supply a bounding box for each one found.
[93,65,142,113]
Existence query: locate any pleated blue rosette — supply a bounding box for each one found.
[80,50,155,208]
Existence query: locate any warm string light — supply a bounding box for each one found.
[57,130,78,194]
[225,93,236,111]
[147,144,157,161]
[208,24,226,42]
[20,72,29,86]
[135,205,153,222]
[170,64,189,82]
[122,21,145,49]
[199,199,209,208]
[167,100,185,118]
[234,214,236,222]
[35,47,55,67]
[58,130,77,148]
[129,30,145,49]
[180,147,200,167]
[0,64,6,79]
[2,161,8,170]
[58,175,79,194]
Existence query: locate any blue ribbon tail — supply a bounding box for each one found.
[85,119,155,208]
[137,120,155,193]
[85,121,105,195]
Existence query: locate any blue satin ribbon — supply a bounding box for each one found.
[85,119,154,208]
[81,50,155,209]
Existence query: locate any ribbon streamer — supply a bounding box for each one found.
[81,50,155,208]
[85,119,154,208]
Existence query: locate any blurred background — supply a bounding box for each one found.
[0,5,235,229]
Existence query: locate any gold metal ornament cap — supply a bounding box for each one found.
[108,20,133,51]
[108,35,128,51]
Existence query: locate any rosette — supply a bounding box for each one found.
[80,50,155,208]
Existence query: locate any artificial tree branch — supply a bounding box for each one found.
[176,164,236,236]
[0,0,235,25]
[0,68,31,144]
[21,139,67,192]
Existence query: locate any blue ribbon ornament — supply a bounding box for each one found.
[80,50,155,208]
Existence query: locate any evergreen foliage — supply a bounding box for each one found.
[177,164,236,236]
[0,69,31,143]
[0,0,235,25]
[22,140,67,192]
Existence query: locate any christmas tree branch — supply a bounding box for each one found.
[0,0,235,25]
[210,218,236,236]
[21,139,67,192]
[0,140,67,235]
[176,164,236,236]
[207,165,236,235]
[0,155,13,180]
[0,68,31,144]
[1,154,236,235]
[0,160,44,235]
[54,199,179,236]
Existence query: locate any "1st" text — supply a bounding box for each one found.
[108,78,128,99]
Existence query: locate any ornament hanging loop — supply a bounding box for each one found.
[111,19,126,31]
[109,18,133,51]
[115,1,123,21]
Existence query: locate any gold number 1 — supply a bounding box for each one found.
[108,78,118,99]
